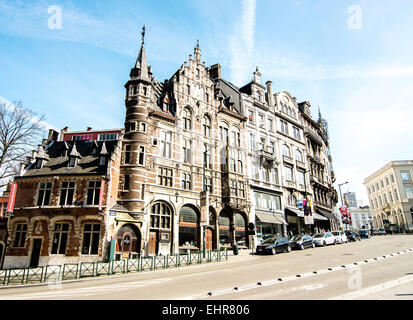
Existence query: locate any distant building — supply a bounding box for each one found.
[349,206,373,231]
[343,192,358,208]
[364,160,413,232]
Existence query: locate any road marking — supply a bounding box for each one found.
[329,275,413,300]
[188,248,413,299]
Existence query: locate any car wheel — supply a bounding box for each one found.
[323,241,326,247]
[300,244,305,250]
[287,246,291,252]
[271,248,276,255]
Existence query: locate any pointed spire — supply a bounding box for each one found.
[69,142,82,159]
[194,39,201,63]
[35,145,50,161]
[130,25,152,81]
[99,141,108,155]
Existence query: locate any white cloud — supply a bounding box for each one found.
[0,96,58,131]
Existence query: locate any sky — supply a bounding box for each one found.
[1,0,413,206]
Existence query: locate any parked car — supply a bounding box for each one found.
[312,232,336,246]
[345,230,360,241]
[332,231,348,244]
[256,237,291,255]
[378,228,386,235]
[359,229,371,239]
[290,234,315,250]
[372,228,380,236]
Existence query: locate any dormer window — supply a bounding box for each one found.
[163,103,169,112]
[68,156,77,167]
[35,159,43,169]
[99,155,106,166]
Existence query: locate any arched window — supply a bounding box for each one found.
[282,145,290,157]
[295,149,303,162]
[150,202,172,229]
[179,205,199,248]
[183,108,192,130]
[203,115,211,137]
[219,210,231,247]
[234,213,247,247]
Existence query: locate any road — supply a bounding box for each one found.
[0,235,412,300]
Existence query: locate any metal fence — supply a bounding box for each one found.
[0,249,228,286]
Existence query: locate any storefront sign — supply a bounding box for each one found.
[6,182,18,214]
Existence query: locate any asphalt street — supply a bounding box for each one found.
[0,234,412,300]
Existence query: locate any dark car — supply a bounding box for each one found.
[256,237,291,255]
[345,230,360,241]
[359,229,371,239]
[372,228,380,236]
[290,234,315,250]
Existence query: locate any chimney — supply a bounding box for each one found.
[47,129,59,142]
[209,64,222,80]
[87,127,92,131]
[60,127,69,141]
[266,81,274,107]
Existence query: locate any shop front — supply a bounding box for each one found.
[255,212,287,244]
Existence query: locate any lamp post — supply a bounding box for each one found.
[338,182,349,230]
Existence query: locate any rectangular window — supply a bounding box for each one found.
[124,175,130,191]
[391,174,395,182]
[249,133,255,150]
[87,181,101,205]
[124,145,131,164]
[183,139,192,164]
[271,168,279,185]
[248,110,254,124]
[238,182,245,198]
[280,120,288,135]
[140,184,145,200]
[158,167,173,187]
[297,171,305,185]
[13,224,27,247]
[81,224,100,255]
[394,189,399,201]
[269,141,275,154]
[205,177,212,193]
[182,173,191,190]
[37,182,52,206]
[401,171,410,181]
[185,85,190,95]
[267,118,273,131]
[138,146,145,165]
[205,92,209,103]
[59,182,75,206]
[160,131,172,158]
[293,127,301,140]
[230,180,237,196]
[405,186,413,198]
[51,223,69,254]
[98,133,118,141]
[258,114,265,129]
[285,166,293,181]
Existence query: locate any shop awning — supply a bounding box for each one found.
[256,212,286,225]
[312,212,328,221]
[275,215,288,225]
[316,208,338,221]
[285,206,304,218]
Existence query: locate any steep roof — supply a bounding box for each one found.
[22,140,118,177]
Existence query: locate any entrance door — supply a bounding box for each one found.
[30,239,42,267]
[205,228,213,250]
[148,231,158,255]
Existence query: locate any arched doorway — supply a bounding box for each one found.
[219,209,232,247]
[205,207,217,250]
[116,224,141,259]
[149,201,173,255]
[234,212,248,248]
[179,205,200,248]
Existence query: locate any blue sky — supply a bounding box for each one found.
[1,0,413,205]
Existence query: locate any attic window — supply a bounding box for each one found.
[99,155,106,166]
[68,157,77,167]
[35,159,43,169]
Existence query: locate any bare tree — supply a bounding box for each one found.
[0,101,46,189]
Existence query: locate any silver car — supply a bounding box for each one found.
[332,231,348,244]
[312,232,336,246]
